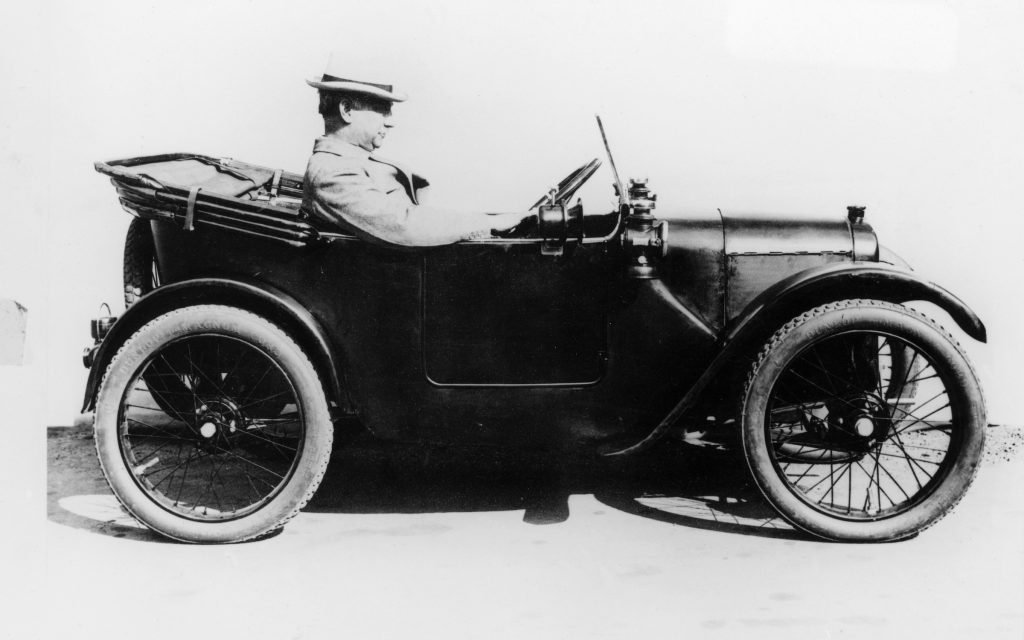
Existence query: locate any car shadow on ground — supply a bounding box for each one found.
[47,425,812,543]
[307,434,808,541]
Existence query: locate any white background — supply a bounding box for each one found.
[2,0,1022,428]
[2,3,1022,637]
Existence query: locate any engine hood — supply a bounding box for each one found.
[719,212,874,258]
[657,209,879,330]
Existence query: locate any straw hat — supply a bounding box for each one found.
[306,54,407,102]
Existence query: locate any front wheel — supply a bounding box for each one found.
[94,305,334,543]
[742,299,985,542]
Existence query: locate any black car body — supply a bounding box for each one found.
[81,143,987,544]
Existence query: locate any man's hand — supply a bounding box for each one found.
[490,211,537,238]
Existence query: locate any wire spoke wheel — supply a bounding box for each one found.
[767,332,951,518]
[120,335,302,521]
[94,305,333,543]
[742,300,985,542]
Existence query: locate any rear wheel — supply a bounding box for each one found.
[94,305,333,543]
[742,299,985,542]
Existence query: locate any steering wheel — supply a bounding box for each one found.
[529,158,602,210]
[495,158,603,240]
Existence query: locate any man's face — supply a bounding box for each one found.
[345,101,393,151]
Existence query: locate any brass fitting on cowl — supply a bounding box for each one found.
[622,179,666,279]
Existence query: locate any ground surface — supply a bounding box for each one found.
[40,424,1024,640]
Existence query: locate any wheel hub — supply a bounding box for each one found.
[853,416,875,438]
[830,394,893,441]
[772,398,882,463]
[194,398,244,449]
[774,392,904,463]
[200,422,217,438]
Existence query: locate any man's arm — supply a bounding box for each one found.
[308,166,526,246]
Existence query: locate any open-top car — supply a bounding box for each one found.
[80,119,987,543]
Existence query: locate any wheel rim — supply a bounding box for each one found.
[765,330,962,521]
[117,334,305,522]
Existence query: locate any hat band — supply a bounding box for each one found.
[321,74,393,93]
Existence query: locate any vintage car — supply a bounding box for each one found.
[80,120,987,544]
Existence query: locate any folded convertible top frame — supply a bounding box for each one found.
[96,154,316,247]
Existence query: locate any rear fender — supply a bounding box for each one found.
[80,278,348,413]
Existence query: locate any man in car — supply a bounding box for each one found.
[302,59,531,246]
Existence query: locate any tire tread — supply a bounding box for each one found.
[123,217,155,308]
[93,304,333,543]
[741,298,985,541]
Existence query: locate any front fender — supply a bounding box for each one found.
[601,261,985,458]
[80,278,347,413]
[725,261,987,344]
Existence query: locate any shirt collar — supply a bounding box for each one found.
[312,136,371,159]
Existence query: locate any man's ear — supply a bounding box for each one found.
[337,99,354,124]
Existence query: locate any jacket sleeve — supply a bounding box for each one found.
[307,165,496,247]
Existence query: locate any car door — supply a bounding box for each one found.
[421,237,615,387]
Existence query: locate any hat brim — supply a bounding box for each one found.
[305,79,407,102]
